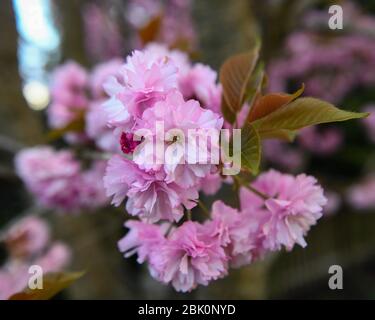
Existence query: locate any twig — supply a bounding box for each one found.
[197,200,210,217]
[233,175,269,200]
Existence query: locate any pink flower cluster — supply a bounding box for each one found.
[268,4,375,105]
[15,146,108,212]
[103,44,223,222]
[48,59,124,152]
[0,217,71,299]
[96,46,329,291]
[118,170,326,292]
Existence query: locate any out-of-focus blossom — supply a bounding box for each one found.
[268,23,375,104]
[348,175,375,210]
[90,59,124,100]
[35,242,71,272]
[298,126,343,156]
[79,161,109,209]
[0,217,71,300]
[48,62,89,128]
[83,4,123,62]
[85,101,119,152]
[263,140,305,173]
[199,172,223,196]
[15,147,107,212]
[304,2,375,36]
[128,0,196,50]
[324,191,341,216]
[4,216,50,259]
[126,0,162,29]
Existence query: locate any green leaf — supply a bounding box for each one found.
[259,129,297,142]
[240,123,261,174]
[252,97,369,135]
[220,46,260,114]
[8,271,85,300]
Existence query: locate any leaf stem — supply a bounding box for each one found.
[197,200,210,217]
[187,209,192,220]
[233,175,269,200]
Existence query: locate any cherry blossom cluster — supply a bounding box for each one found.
[103,43,224,222]
[0,217,71,299]
[15,147,108,212]
[13,41,332,292]
[99,45,327,291]
[118,170,326,292]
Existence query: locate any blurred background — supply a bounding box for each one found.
[1,0,375,299]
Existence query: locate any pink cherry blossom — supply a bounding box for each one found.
[144,43,191,76]
[103,48,179,129]
[104,155,198,222]
[151,221,228,292]
[207,201,262,268]
[179,63,222,113]
[136,90,223,188]
[240,170,327,251]
[118,220,168,263]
